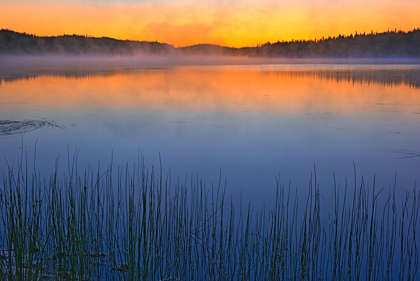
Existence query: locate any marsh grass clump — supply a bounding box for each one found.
[0,154,419,280]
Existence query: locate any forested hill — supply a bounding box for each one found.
[1,29,420,58]
[0,30,174,55]
[179,29,420,58]
[245,29,420,58]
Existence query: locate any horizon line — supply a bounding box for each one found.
[2,27,420,49]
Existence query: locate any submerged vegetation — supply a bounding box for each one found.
[0,154,419,280]
[0,120,62,137]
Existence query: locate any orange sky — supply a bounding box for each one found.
[1,0,419,47]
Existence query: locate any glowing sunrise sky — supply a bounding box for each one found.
[0,0,419,47]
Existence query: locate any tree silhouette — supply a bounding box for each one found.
[1,28,420,58]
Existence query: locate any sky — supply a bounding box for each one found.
[0,0,419,47]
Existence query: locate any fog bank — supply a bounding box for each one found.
[1,54,420,76]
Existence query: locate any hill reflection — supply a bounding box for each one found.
[272,67,420,89]
[1,65,419,116]
[1,65,419,89]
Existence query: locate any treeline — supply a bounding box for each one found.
[1,28,420,58]
[248,29,420,58]
[0,29,174,55]
[179,29,420,58]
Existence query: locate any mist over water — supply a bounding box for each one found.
[0,55,293,70]
[2,55,420,72]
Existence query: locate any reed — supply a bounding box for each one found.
[0,154,419,280]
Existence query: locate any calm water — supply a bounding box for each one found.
[1,64,420,208]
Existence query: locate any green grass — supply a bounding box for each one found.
[0,154,419,280]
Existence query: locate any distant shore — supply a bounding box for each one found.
[1,28,420,58]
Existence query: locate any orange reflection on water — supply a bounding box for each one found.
[1,66,419,116]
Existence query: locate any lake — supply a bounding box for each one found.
[1,63,419,207]
[1,61,420,279]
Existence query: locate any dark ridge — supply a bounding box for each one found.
[179,29,420,58]
[177,44,235,56]
[248,28,420,58]
[1,28,420,58]
[0,29,175,55]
